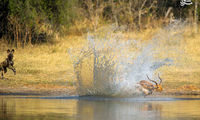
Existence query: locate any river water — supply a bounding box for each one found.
[0,95,200,120]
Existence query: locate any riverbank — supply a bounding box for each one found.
[0,85,199,96]
[0,27,200,97]
[0,85,77,96]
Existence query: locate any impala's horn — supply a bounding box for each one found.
[158,73,162,85]
[146,75,158,85]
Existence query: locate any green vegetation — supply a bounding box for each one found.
[1,0,199,47]
[0,0,79,47]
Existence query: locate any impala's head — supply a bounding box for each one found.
[147,74,163,92]
[155,84,163,92]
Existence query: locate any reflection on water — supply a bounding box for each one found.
[0,96,200,120]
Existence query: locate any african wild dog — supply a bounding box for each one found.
[0,49,16,79]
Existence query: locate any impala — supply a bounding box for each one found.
[139,74,163,96]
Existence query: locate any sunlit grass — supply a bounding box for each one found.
[0,35,85,95]
[0,25,200,95]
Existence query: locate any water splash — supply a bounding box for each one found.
[69,22,186,97]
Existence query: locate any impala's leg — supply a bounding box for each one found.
[151,91,154,96]
[142,89,149,96]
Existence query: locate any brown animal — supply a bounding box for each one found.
[139,74,163,96]
[0,49,16,79]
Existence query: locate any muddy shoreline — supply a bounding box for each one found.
[0,87,77,96]
[0,87,200,96]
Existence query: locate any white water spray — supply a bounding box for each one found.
[69,21,185,97]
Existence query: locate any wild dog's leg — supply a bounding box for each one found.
[1,72,3,79]
[12,67,16,75]
[1,67,7,79]
[3,67,7,73]
[1,69,4,79]
[0,66,3,79]
[8,66,16,75]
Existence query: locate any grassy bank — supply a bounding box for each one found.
[0,26,200,96]
[0,36,84,95]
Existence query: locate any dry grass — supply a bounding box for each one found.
[160,28,200,91]
[0,35,87,95]
[0,25,200,95]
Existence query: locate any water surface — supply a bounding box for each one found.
[0,96,200,120]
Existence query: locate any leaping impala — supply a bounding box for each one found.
[139,74,163,96]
